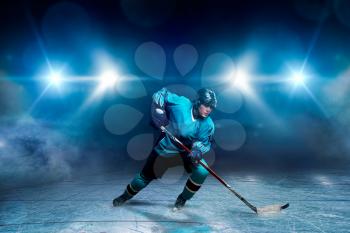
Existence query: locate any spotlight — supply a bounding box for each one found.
[79,53,124,111]
[286,63,311,87]
[49,72,63,86]
[233,68,250,89]
[229,67,252,95]
[91,68,121,97]
[99,70,118,87]
[79,68,121,110]
[94,52,122,90]
[292,72,306,85]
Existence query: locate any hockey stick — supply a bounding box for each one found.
[160,126,289,214]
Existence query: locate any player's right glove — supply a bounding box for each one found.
[188,148,203,165]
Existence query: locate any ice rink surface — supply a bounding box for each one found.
[1,170,349,233]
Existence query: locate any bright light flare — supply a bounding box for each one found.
[291,71,307,86]
[42,66,67,88]
[49,72,63,86]
[233,68,251,91]
[78,66,122,112]
[223,53,284,129]
[286,63,311,88]
[99,70,118,88]
[226,66,254,97]
[226,53,257,97]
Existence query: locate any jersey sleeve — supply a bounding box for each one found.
[152,88,187,107]
[192,121,215,154]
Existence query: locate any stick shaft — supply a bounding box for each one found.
[160,126,258,213]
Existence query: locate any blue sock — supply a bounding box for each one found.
[124,173,153,198]
[181,160,209,200]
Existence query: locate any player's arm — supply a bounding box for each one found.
[151,88,182,128]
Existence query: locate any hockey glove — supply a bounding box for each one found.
[189,149,202,165]
[151,102,169,128]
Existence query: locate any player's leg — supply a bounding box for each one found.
[175,159,209,209]
[112,150,158,206]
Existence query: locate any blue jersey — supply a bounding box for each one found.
[152,88,215,156]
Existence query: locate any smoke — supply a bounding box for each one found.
[0,76,84,189]
[0,75,26,118]
[251,68,350,169]
[291,114,347,168]
[323,68,350,128]
[0,117,81,189]
[306,68,350,167]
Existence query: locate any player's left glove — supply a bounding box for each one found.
[189,148,202,165]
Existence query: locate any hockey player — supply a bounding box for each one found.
[113,87,217,210]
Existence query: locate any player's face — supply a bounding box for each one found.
[198,104,213,118]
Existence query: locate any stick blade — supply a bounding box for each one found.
[257,203,289,215]
[281,203,289,209]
